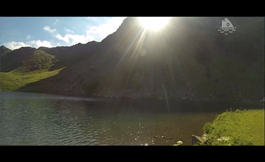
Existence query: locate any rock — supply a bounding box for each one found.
[177,141,183,145]
[202,134,208,141]
[161,136,166,139]
[173,141,183,146]
[192,134,208,145]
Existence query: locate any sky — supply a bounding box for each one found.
[0,17,127,50]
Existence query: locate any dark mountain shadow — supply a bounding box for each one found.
[1,47,36,72]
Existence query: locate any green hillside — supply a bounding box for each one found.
[20,50,55,72]
[0,47,36,72]
[0,68,64,91]
[0,49,63,91]
[202,109,264,145]
[0,42,97,92]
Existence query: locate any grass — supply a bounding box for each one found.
[0,49,64,92]
[0,68,64,91]
[21,50,55,72]
[201,109,264,145]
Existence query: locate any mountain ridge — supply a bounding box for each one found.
[0,45,12,57]
[0,17,264,103]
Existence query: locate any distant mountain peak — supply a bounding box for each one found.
[0,45,12,57]
[0,45,10,50]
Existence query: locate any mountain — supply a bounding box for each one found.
[0,41,99,72]
[0,45,12,57]
[1,17,264,103]
[1,47,36,72]
[38,41,99,70]
[0,42,99,91]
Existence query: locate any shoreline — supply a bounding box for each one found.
[0,91,265,110]
[1,90,264,107]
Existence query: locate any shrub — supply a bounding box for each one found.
[203,122,213,134]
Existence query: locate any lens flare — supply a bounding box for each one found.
[138,17,170,31]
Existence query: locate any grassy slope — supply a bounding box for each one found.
[0,44,96,94]
[0,68,64,91]
[21,50,55,72]
[0,49,65,92]
[202,109,264,145]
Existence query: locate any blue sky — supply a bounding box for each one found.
[0,17,126,50]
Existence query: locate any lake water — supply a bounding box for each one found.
[0,91,263,145]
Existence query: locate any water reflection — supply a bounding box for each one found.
[0,92,263,145]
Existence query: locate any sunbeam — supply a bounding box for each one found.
[138,17,171,31]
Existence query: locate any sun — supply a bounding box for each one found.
[138,17,171,31]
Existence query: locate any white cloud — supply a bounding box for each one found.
[54,17,125,44]
[55,34,70,43]
[64,27,75,34]
[44,26,56,33]
[42,17,126,46]
[67,34,94,44]
[85,17,126,41]
[55,33,94,44]
[44,25,94,45]
[3,40,54,50]
[28,40,53,48]
[26,35,31,40]
[2,18,126,51]
[3,41,30,50]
